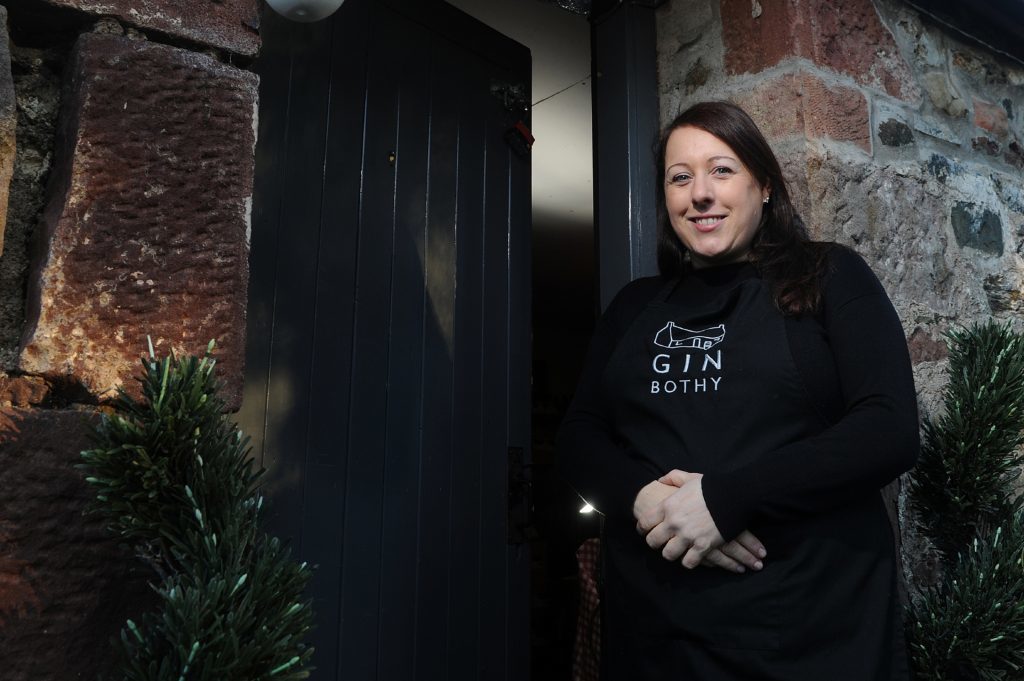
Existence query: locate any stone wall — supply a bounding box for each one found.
[0,2,258,678]
[655,0,1023,587]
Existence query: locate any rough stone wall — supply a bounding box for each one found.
[656,0,1023,588]
[0,4,259,678]
[39,0,261,57]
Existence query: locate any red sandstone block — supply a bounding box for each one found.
[721,0,919,102]
[721,0,809,82]
[0,407,153,681]
[974,98,1009,136]
[799,73,871,151]
[39,0,260,57]
[18,34,256,409]
[732,71,871,152]
[731,73,805,140]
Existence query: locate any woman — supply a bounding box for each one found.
[557,101,918,680]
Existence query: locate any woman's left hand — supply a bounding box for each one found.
[636,470,724,569]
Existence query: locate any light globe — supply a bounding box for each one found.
[266,0,345,22]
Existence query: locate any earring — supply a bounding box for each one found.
[762,196,769,204]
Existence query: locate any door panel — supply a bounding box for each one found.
[242,2,531,679]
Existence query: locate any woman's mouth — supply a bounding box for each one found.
[690,215,724,233]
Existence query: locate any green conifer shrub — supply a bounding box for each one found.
[908,323,1024,680]
[80,342,314,680]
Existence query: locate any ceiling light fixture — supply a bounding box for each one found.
[265,0,345,22]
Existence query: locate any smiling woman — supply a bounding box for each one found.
[558,100,920,680]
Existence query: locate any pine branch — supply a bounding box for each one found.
[908,511,1024,681]
[909,323,1024,561]
[80,340,314,680]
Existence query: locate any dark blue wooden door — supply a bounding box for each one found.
[240,2,531,679]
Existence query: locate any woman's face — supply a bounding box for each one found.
[663,125,769,269]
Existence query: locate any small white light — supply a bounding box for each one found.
[579,502,595,514]
[266,0,345,22]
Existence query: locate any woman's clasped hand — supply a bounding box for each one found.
[633,470,766,573]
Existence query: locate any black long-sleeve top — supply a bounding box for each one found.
[556,244,919,540]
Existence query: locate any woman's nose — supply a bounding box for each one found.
[691,173,713,205]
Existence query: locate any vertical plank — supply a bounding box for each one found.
[478,77,512,681]
[336,4,400,676]
[251,14,335,550]
[412,34,462,681]
[299,1,372,676]
[239,8,292,467]
[446,65,488,681]
[375,9,432,681]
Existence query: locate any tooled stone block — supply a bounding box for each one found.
[19,33,257,409]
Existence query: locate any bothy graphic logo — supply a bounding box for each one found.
[649,322,726,395]
[653,322,725,351]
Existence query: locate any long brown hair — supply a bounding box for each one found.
[655,101,827,315]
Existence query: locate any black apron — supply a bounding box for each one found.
[599,275,907,680]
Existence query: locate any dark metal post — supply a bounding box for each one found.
[591,0,661,310]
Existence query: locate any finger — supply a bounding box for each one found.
[661,535,691,562]
[734,530,768,560]
[719,540,763,571]
[644,523,675,551]
[680,539,712,569]
[657,469,693,487]
[636,508,664,536]
[701,548,745,573]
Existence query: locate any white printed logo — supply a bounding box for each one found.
[653,322,725,351]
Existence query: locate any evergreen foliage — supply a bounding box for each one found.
[910,324,1024,561]
[80,341,314,680]
[907,323,1024,680]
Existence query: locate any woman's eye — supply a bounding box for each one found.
[669,174,690,184]
[712,166,734,176]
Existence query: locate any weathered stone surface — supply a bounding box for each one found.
[0,407,153,681]
[920,70,968,118]
[974,97,1009,136]
[802,151,986,323]
[971,136,1000,156]
[907,327,948,363]
[732,71,871,151]
[0,374,50,406]
[39,0,260,57]
[0,7,16,258]
[721,0,920,101]
[655,0,715,63]
[878,118,914,147]
[684,58,710,94]
[1006,139,1024,170]
[19,34,256,408]
[924,153,963,184]
[984,271,1024,314]
[1,45,62,374]
[950,201,1003,256]
[913,115,960,145]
